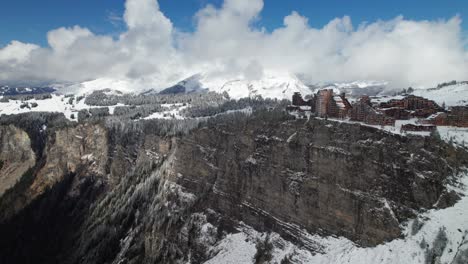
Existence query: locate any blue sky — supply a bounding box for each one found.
[1,0,467,47]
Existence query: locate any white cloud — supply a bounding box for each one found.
[0,0,467,90]
[47,26,93,52]
[0,41,38,64]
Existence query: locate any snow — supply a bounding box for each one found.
[320,117,438,138]
[204,170,468,264]
[0,94,127,121]
[412,83,468,107]
[286,132,297,143]
[144,103,189,120]
[61,78,136,95]
[205,230,258,264]
[331,80,389,89]
[245,156,257,165]
[55,70,313,100]
[305,170,468,264]
[0,92,252,122]
[0,94,76,120]
[334,96,346,108]
[200,71,312,100]
[438,126,468,148]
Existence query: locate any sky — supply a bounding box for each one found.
[1,0,467,47]
[0,0,467,89]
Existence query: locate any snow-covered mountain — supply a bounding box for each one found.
[153,71,313,99]
[146,74,207,95]
[59,78,141,96]
[58,71,312,100]
[203,71,312,100]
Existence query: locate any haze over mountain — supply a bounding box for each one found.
[0,0,467,93]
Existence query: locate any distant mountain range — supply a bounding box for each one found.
[2,74,467,107]
[0,86,56,96]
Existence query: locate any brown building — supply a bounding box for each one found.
[315,89,334,117]
[423,106,468,127]
[315,89,352,118]
[380,108,411,120]
[351,96,395,126]
[380,95,440,110]
[449,106,468,127]
[423,112,448,126]
[379,95,441,118]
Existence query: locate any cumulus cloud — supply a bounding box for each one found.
[0,0,467,89]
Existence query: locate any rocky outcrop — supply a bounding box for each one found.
[27,123,108,201]
[0,111,466,264]
[0,125,35,197]
[0,122,108,220]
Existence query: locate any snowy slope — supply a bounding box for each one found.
[145,71,313,99]
[438,126,468,148]
[155,74,206,95]
[60,78,140,96]
[0,94,124,121]
[199,71,312,100]
[413,83,468,107]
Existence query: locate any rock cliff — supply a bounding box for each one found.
[0,111,466,264]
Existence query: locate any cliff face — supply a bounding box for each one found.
[0,125,35,197]
[0,112,466,264]
[172,118,461,247]
[27,123,108,202]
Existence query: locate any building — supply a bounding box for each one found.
[423,112,448,126]
[315,89,333,117]
[379,108,411,120]
[379,95,441,118]
[380,95,440,110]
[423,106,468,127]
[315,90,352,118]
[350,96,395,126]
[333,93,353,119]
[449,106,468,127]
